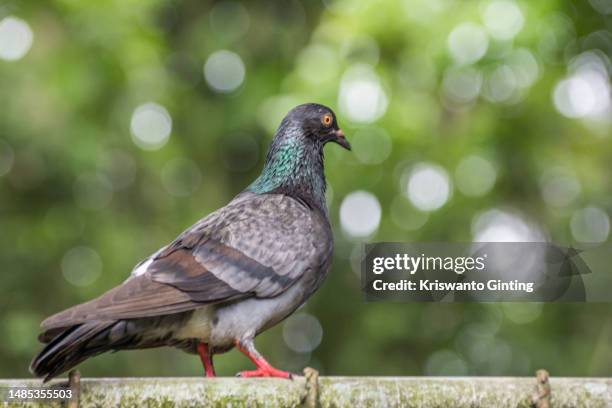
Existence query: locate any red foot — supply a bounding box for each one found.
[197,343,216,377]
[234,340,292,379]
[237,364,292,379]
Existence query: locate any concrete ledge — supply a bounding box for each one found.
[1,376,611,407]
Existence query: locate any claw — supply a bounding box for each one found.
[234,339,292,380]
[236,367,293,379]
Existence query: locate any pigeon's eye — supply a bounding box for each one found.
[321,114,333,127]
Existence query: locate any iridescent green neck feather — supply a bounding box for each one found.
[246,125,327,213]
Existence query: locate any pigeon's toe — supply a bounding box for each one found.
[235,368,292,379]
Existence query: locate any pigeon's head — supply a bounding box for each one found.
[248,103,349,206]
[279,103,351,151]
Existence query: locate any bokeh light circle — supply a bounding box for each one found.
[539,167,581,208]
[296,44,339,84]
[503,303,543,324]
[482,65,519,103]
[442,66,483,105]
[338,64,388,123]
[351,127,392,165]
[570,206,610,243]
[588,0,612,15]
[507,48,540,88]
[455,155,497,197]
[130,103,172,150]
[283,313,323,353]
[405,163,452,211]
[482,0,525,40]
[61,246,102,287]
[447,23,489,65]
[339,190,382,237]
[204,50,246,93]
[553,54,611,120]
[0,16,33,61]
[472,209,545,242]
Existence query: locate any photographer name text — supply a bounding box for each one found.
[370,253,534,293]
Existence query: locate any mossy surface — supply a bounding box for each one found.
[1,377,610,408]
[316,377,612,408]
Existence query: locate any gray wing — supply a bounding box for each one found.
[41,193,332,330]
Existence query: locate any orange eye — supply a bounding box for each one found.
[321,114,333,127]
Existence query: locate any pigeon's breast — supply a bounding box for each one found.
[208,273,315,346]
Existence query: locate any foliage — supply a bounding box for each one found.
[0,0,611,378]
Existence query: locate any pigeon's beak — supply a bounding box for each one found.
[331,129,351,150]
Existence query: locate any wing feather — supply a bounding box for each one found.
[41,193,331,330]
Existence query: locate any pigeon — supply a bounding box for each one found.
[30,103,350,381]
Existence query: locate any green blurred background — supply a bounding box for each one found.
[1,0,611,378]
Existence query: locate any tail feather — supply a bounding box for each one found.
[30,314,190,381]
[30,321,115,382]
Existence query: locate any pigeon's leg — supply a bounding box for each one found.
[235,339,292,379]
[197,342,216,377]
